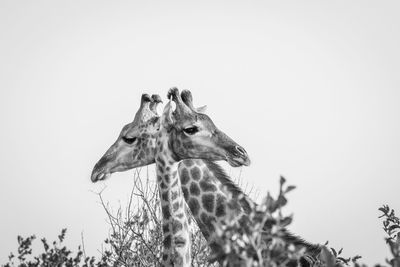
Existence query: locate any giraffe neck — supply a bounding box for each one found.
[178,159,245,254]
[156,131,191,267]
[177,159,322,259]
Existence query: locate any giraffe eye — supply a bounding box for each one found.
[183,126,199,135]
[122,136,137,144]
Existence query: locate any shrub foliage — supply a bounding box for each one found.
[3,175,400,267]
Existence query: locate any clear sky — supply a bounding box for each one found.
[1,1,399,265]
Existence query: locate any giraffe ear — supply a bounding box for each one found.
[196,105,207,113]
[161,101,175,128]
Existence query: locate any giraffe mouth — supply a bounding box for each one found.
[91,170,111,182]
[227,156,251,167]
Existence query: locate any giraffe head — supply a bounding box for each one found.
[91,94,161,182]
[162,88,250,167]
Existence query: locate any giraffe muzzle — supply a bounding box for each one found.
[226,145,251,167]
[91,156,113,182]
[91,170,111,182]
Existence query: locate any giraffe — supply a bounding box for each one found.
[91,90,322,263]
[155,87,251,266]
[155,97,192,266]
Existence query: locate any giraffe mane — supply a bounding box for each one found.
[203,160,322,258]
[279,229,322,257]
[202,160,254,214]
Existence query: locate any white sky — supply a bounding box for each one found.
[1,1,399,264]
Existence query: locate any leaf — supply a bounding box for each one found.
[285,185,296,194]
[280,176,286,187]
[337,257,351,264]
[331,247,337,257]
[319,246,336,267]
[388,225,400,233]
[379,206,389,214]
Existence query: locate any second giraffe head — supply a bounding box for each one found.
[161,88,250,167]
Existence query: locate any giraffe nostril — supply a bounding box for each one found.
[235,146,247,156]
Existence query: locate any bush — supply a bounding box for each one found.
[3,174,400,267]
[3,228,109,267]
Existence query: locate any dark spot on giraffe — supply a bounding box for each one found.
[199,180,217,192]
[180,167,189,180]
[172,170,177,177]
[163,234,171,248]
[157,175,162,182]
[209,241,222,254]
[200,212,208,223]
[172,201,179,212]
[174,236,186,247]
[228,199,241,211]
[138,150,145,160]
[199,225,210,239]
[184,160,194,167]
[171,190,178,200]
[208,222,215,233]
[162,253,168,261]
[162,205,171,219]
[189,182,200,196]
[190,166,201,180]
[172,219,183,233]
[202,194,215,213]
[180,172,189,185]
[145,147,150,155]
[142,133,149,138]
[180,185,189,201]
[161,191,169,201]
[182,187,189,200]
[158,145,163,153]
[216,194,227,217]
[183,140,193,149]
[166,166,170,172]
[157,156,165,166]
[176,213,184,218]
[162,223,169,233]
[188,198,200,216]
[160,181,167,189]
[200,212,216,232]
[164,174,170,183]
[157,165,163,174]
